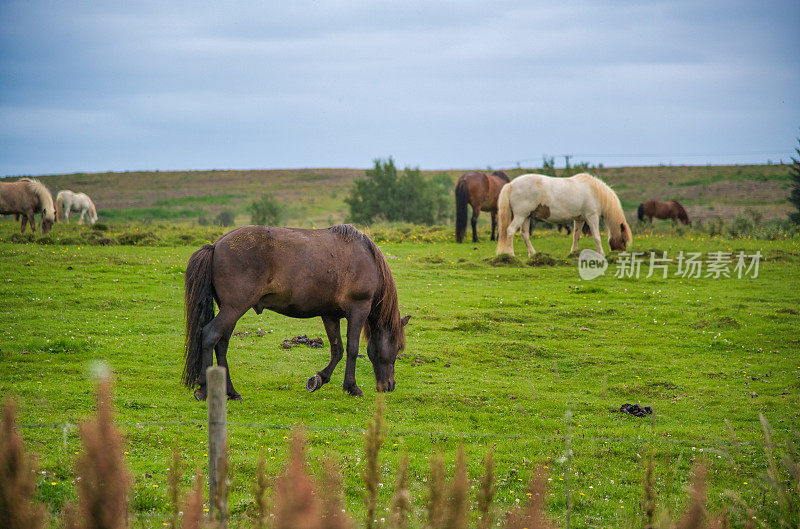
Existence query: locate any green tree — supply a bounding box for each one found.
[540,155,557,176]
[345,158,451,225]
[790,137,800,224]
[249,193,285,226]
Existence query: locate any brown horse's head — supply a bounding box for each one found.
[41,216,54,234]
[366,314,410,392]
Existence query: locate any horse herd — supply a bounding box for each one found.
[182,170,690,402]
[456,170,690,256]
[0,178,98,234]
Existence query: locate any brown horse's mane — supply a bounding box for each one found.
[327,225,405,351]
[491,170,511,183]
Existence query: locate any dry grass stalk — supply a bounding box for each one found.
[0,399,46,529]
[182,470,205,529]
[427,452,447,529]
[388,453,411,529]
[76,377,131,529]
[273,428,322,529]
[443,445,469,529]
[362,395,386,529]
[503,468,557,529]
[642,451,657,529]
[675,463,707,529]
[476,447,497,529]
[706,511,731,529]
[251,449,271,529]
[167,444,182,529]
[59,501,81,529]
[319,457,353,529]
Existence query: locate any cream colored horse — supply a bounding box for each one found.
[496,173,631,257]
[56,190,98,224]
[0,178,56,233]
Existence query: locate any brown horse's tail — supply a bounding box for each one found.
[495,184,514,255]
[183,244,216,388]
[637,203,644,221]
[454,179,469,243]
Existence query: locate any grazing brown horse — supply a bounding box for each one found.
[637,200,690,225]
[0,178,56,234]
[454,170,510,243]
[184,224,410,401]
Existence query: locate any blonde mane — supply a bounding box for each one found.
[22,179,55,221]
[575,173,632,245]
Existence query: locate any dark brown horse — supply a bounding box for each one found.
[454,170,510,242]
[183,224,409,401]
[637,200,690,225]
[0,178,56,234]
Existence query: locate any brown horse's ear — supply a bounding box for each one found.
[401,315,411,326]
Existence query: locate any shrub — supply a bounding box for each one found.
[249,193,285,226]
[346,158,451,225]
[215,209,235,227]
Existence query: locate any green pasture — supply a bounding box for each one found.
[1,220,799,528]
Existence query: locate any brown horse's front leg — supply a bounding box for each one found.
[342,304,369,396]
[307,316,343,392]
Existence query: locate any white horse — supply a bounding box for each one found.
[56,190,98,224]
[496,173,631,257]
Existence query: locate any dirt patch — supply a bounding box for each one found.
[281,335,324,349]
[617,403,653,417]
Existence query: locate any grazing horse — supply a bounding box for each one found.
[183,224,410,401]
[56,190,98,224]
[637,200,690,225]
[496,173,631,257]
[454,170,510,243]
[0,178,55,234]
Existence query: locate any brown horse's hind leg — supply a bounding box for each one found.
[214,330,242,400]
[470,198,482,243]
[490,211,498,241]
[342,302,370,397]
[194,308,242,401]
[307,316,344,392]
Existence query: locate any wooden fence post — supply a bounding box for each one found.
[207,366,227,524]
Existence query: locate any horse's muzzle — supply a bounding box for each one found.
[377,379,396,392]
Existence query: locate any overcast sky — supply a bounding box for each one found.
[1,0,798,176]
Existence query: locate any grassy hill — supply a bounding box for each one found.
[5,163,793,227]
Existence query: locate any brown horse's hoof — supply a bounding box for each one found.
[227,392,243,401]
[193,388,207,401]
[344,385,363,397]
[306,374,322,392]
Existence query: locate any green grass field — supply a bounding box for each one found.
[1,218,799,528]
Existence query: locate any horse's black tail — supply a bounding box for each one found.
[455,179,469,243]
[183,244,216,388]
[637,203,644,221]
